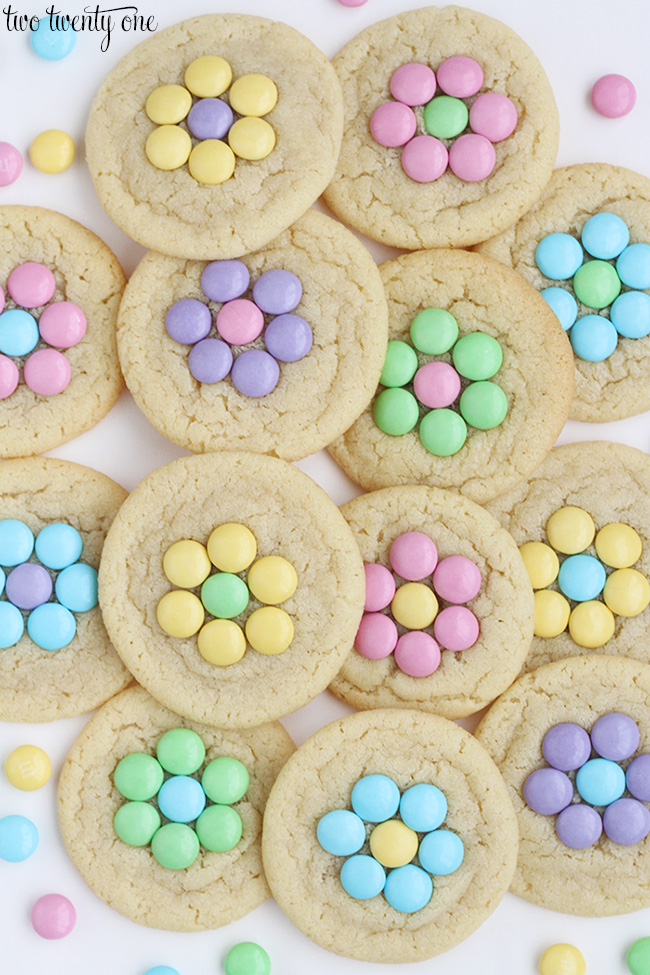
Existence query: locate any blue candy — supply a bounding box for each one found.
[0,519,34,566]
[316,809,365,856]
[27,602,76,650]
[569,314,618,362]
[35,523,83,570]
[535,233,583,280]
[418,829,464,876]
[350,774,400,823]
[144,969,181,975]
[383,864,433,913]
[557,554,606,602]
[610,290,650,339]
[157,775,206,824]
[0,309,39,357]
[399,783,447,833]
[540,287,578,331]
[30,18,77,60]
[55,563,98,612]
[340,854,386,900]
[581,213,630,260]
[576,758,626,806]
[0,601,25,648]
[0,814,39,861]
[0,566,5,596]
[617,243,650,290]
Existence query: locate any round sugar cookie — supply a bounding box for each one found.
[117,211,387,459]
[98,452,364,728]
[477,164,650,422]
[476,655,650,916]
[0,458,130,721]
[0,206,124,457]
[262,708,518,963]
[328,248,573,504]
[323,5,558,250]
[487,441,650,671]
[58,685,294,930]
[86,14,343,259]
[331,485,533,717]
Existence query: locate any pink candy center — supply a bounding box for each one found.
[413,361,461,408]
[216,298,264,345]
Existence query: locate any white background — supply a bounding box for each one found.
[2,0,650,972]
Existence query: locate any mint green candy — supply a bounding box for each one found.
[224,942,271,975]
[452,332,503,380]
[373,388,419,436]
[201,572,249,619]
[196,804,243,852]
[459,381,508,429]
[573,259,622,309]
[379,340,418,388]
[156,728,206,775]
[423,96,469,139]
[628,936,650,975]
[114,801,161,846]
[410,308,459,354]
[419,409,467,456]
[202,756,249,804]
[151,822,200,870]
[114,752,164,801]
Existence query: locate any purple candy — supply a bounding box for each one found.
[542,722,592,772]
[165,298,212,345]
[264,314,313,362]
[5,562,53,610]
[555,803,603,849]
[188,338,233,384]
[603,797,650,846]
[187,98,234,141]
[523,767,573,815]
[591,712,640,762]
[231,349,280,397]
[626,753,650,801]
[201,260,250,303]
[252,269,302,315]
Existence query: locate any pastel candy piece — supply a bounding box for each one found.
[201,260,250,302]
[0,596,26,647]
[207,523,257,573]
[433,605,479,651]
[4,744,51,791]
[369,101,417,148]
[114,752,164,800]
[626,753,650,801]
[7,261,56,307]
[316,809,365,856]
[448,133,496,182]
[0,142,23,186]
[363,563,396,612]
[189,140,236,186]
[231,349,280,397]
[569,600,616,648]
[157,774,206,823]
[201,756,249,804]
[610,291,650,339]
[31,894,76,939]
[410,308,458,354]
[418,829,464,876]
[591,73,636,118]
[187,98,234,140]
[5,562,53,610]
[433,555,481,603]
[0,309,39,357]
[423,95,468,140]
[581,212,629,259]
[628,940,650,975]
[534,589,571,638]
[27,602,76,650]
[30,17,77,59]
[436,55,484,97]
[113,801,161,847]
[24,348,72,395]
[394,631,441,677]
[29,129,75,174]
[224,944,271,975]
[145,85,192,124]
[165,298,212,344]
[354,612,398,659]
[413,361,460,408]
[195,804,242,852]
[373,387,420,435]
[369,819,418,868]
[555,803,602,849]
[351,773,400,822]
[0,518,34,565]
[468,92,517,142]
[391,581,438,629]
[383,863,433,913]
[389,531,438,581]
[390,63,436,106]
[419,408,467,456]
[253,269,302,314]
[535,233,583,280]
[540,287,578,331]
[188,338,233,384]
[575,757,626,805]
[227,117,276,161]
[542,723,591,771]
[228,74,278,117]
[519,541,560,590]
[590,712,640,761]
[216,299,264,345]
[35,523,82,569]
[557,553,606,602]
[38,301,87,348]
[380,340,418,387]
[569,314,618,362]
[546,506,595,554]
[523,767,573,814]
[572,259,621,309]
[264,314,312,362]
[616,243,650,290]
[603,797,650,845]
[55,563,98,612]
[0,814,38,861]
[539,945,586,975]
[401,135,448,182]
[0,355,19,399]
[247,555,297,604]
[150,822,200,870]
[184,56,232,98]
[155,729,205,776]
[340,854,386,900]
[399,782,447,832]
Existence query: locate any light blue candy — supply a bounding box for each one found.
[0,601,25,648]
[0,309,39,357]
[610,290,650,339]
[418,829,464,876]
[0,566,5,596]
[576,758,626,806]
[27,602,76,650]
[383,864,433,913]
[35,523,82,570]
[55,563,98,612]
[557,554,606,602]
[157,775,206,824]
[0,814,39,862]
[30,18,77,60]
[540,287,578,331]
[617,243,650,290]
[399,783,447,833]
[535,233,583,280]
[340,854,386,900]
[569,314,618,362]
[144,968,180,975]
[0,519,35,566]
[317,809,365,856]
[581,213,630,260]
[350,774,400,823]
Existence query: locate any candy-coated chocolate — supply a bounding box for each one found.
[340,854,386,899]
[38,301,86,348]
[166,299,212,345]
[573,259,621,309]
[535,233,583,281]
[351,774,400,823]
[30,18,77,59]
[0,518,34,565]
[188,338,233,384]
[459,381,508,429]
[448,133,495,181]
[247,555,297,604]
[187,98,234,140]
[538,943,586,975]
[369,819,418,868]
[418,829,464,875]
[557,553,606,602]
[35,522,82,569]
[231,349,280,397]
[228,117,276,160]
[201,571,249,619]
[452,332,502,380]
[6,562,52,610]
[216,298,264,345]
[389,531,437,581]
[151,822,200,870]
[370,101,417,148]
[27,602,76,650]
[354,612,398,659]
[390,63,436,106]
[469,92,517,142]
[0,309,39,356]
[519,541,560,590]
[264,314,312,362]
[157,590,205,638]
[534,589,571,638]
[113,801,161,846]
[317,809,365,856]
[0,814,38,861]
[627,937,650,975]
[604,568,650,616]
[581,212,630,259]
[114,752,164,801]
[4,744,51,791]
[576,757,626,806]
[202,756,248,805]
[379,340,418,388]
[0,355,19,399]
[617,243,650,290]
[224,943,271,975]
[0,602,24,648]
[229,74,278,117]
[626,753,650,801]
[208,524,257,574]
[55,563,98,613]
[245,606,294,654]
[198,618,246,666]
[555,803,602,849]
[591,73,636,118]
[184,56,232,98]
[436,55,483,97]
[595,523,642,568]
[394,631,441,677]
[568,600,615,648]
[419,407,467,456]
[540,287,578,330]
[145,125,192,171]
[410,308,458,354]
[373,387,419,436]
[363,563,396,612]
[401,134,448,182]
[24,348,71,395]
[546,506,595,555]
[569,314,618,362]
[29,129,75,173]
[31,894,76,939]
[188,139,236,184]
[0,142,23,186]
[433,605,479,651]
[253,269,302,315]
[8,262,56,308]
[391,581,438,629]
[157,774,206,823]
[163,539,211,589]
[201,260,250,302]
[542,723,591,772]
[413,361,460,408]
[156,728,205,775]
[591,712,640,761]
[523,767,573,815]
[603,797,650,845]
[433,555,481,603]
[196,803,242,851]
[610,291,650,339]
[423,95,468,140]
[383,863,433,913]
[145,85,192,125]
[399,782,447,832]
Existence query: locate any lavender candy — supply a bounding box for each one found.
[591,712,640,762]
[187,98,234,141]
[542,723,592,772]
[626,753,650,802]
[188,338,233,384]
[231,349,280,397]
[523,768,573,816]
[201,260,250,303]
[5,563,53,611]
[252,269,302,315]
[264,314,313,363]
[603,797,650,846]
[165,299,212,345]
[555,803,603,849]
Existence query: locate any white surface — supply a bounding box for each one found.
[1,0,650,972]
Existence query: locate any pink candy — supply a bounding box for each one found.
[591,74,636,118]
[355,612,398,660]
[448,133,496,181]
[337,0,369,6]
[469,92,518,142]
[7,262,56,309]
[389,531,437,580]
[436,55,483,98]
[364,562,396,612]
[433,555,482,603]
[434,605,479,651]
[23,348,71,395]
[31,893,76,940]
[390,63,436,106]
[369,101,417,148]
[413,361,461,408]
[0,285,4,314]
[0,142,23,187]
[394,631,441,678]
[0,354,19,399]
[38,301,87,348]
[401,135,448,183]
[216,299,264,345]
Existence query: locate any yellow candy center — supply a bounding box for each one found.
[197,619,246,666]
[156,590,205,638]
[229,73,278,117]
[391,582,438,630]
[534,589,570,638]
[145,125,192,171]
[595,522,643,568]
[369,820,419,868]
[247,555,298,605]
[228,117,276,161]
[145,84,192,125]
[546,506,595,555]
[520,541,560,590]
[163,539,211,588]
[208,523,257,574]
[184,56,232,98]
[245,606,294,655]
[4,745,51,791]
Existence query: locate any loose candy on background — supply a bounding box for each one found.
[628,937,650,975]
[538,943,586,975]
[29,129,75,173]
[591,73,636,118]
[30,18,77,59]
[4,744,51,790]
[31,893,76,939]
[144,968,181,975]
[0,142,23,186]
[0,814,39,861]
[224,942,272,975]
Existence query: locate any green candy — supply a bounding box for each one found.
[113,752,164,801]
[459,381,508,429]
[196,804,243,852]
[151,822,200,870]
[201,572,249,619]
[452,332,503,381]
[379,340,418,388]
[423,95,469,139]
[410,308,459,354]
[373,388,419,436]
[114,801,161,847]
[419,408,467,456]
[224,942,272,975]
[202,756,249,804]
[156,728,206,775]
[628,937,650,975]
[573,259,622,309]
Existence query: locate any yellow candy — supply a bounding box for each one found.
[229,73,278,117]
[29,129,75,174]
[534,589,570,638]
[184,56,232,97]
[156,590,204,638]
[391,582,438,630]
[197,619,246,666]
[188,140,236,185]
[546,506,595,555]
[247,555,297,605]
[4,745,51,791]
[145,125,192,171]
[145,84,192,124]
[369,820,419,868]
[568,600,615,648]
[208,523,257,573]
[228,117,276,161]
[163,539,211,588]
[603,568,650,617]
[245,606,293,654]
[539,943,586,975]
[519,541,560,590]
[595,522,643,568]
